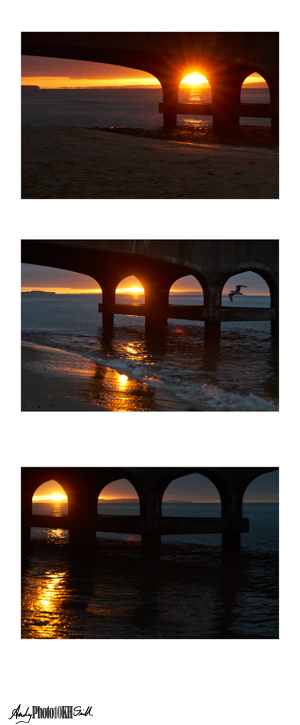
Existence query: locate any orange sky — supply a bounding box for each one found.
[21,57,268,89]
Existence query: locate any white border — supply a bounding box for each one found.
[2,3,300,724]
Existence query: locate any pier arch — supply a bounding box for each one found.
[160,469,225,511]
[221,268,276,308]
[162,472,221,515]
[178,72,212,125]
[168,276,204,305]
[98,478,140,515]
[29,478,69,541]
[241,70,274,101]
[21,263,102,294]
[240,72,271,127]
[241,72,270,102]
[243,470,279,503]
[96,468,147,518]
[221,271,271,306]
[115,275,145,300]
[32,480,68,514]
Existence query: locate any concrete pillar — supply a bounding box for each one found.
[211,77,241,138]
[101,286,115,330]
[271,114,279,137]
[271,87,279,138]
[219,472,245,550]
[271,318,279,338]
[222,532,241,550]
[68,491,97,549]
[204,321,221,341]
[140,471,163,557]
[21,524,31,546]
[145,287,169,334]
[141,533,161,558]
[161,81,179,131]
[21,490,33,546]
[204,281,222,341]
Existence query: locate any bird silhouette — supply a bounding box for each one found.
[229,285,248,302]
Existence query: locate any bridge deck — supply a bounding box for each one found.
[28,515,249,535]
[98,303,277,322]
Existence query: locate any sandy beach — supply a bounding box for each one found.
[21,343,105,411]
[22,125,279,199]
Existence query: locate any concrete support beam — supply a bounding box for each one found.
[98,303,277,323]
[158,102,273,119]
[25,514,249,537]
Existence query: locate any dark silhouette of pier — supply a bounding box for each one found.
[22,467,278,555]
[21,32,279,137]
[21,240,279,339]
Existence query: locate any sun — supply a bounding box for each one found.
[129,286,144,294]
[181,72,209,86]
[32,493,67,502]
[116,285,144,294]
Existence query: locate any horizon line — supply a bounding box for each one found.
[33,497,279,504]
[21,287,270,296]
[21,77,268,90]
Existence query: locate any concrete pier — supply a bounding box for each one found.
[22,467,278,556]
[22,32,279,138]
[22,240,279,340]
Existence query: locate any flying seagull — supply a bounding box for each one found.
[229,285,248,302]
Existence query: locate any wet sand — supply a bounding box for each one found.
[21,343,105,411]
[22,125,279,199]
[21,342,167,412]
[21,342,194,412]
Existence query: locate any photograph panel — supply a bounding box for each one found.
[22,466,279,639]
[21,239,279,412]
[21,32,279,199]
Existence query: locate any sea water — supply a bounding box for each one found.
[21,87,271,129]
[21,293,278,411]
[22,501,279,638]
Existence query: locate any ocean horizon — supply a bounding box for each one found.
[22,86,271,130]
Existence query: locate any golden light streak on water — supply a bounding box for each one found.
[23,570,68,638]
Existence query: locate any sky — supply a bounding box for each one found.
[21,264,270,296]
[32,472,279,503]
[21,56,268,89]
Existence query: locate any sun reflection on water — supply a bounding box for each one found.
[117,373,129,391]
[22,568,69,638]
[37,571,66,612]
